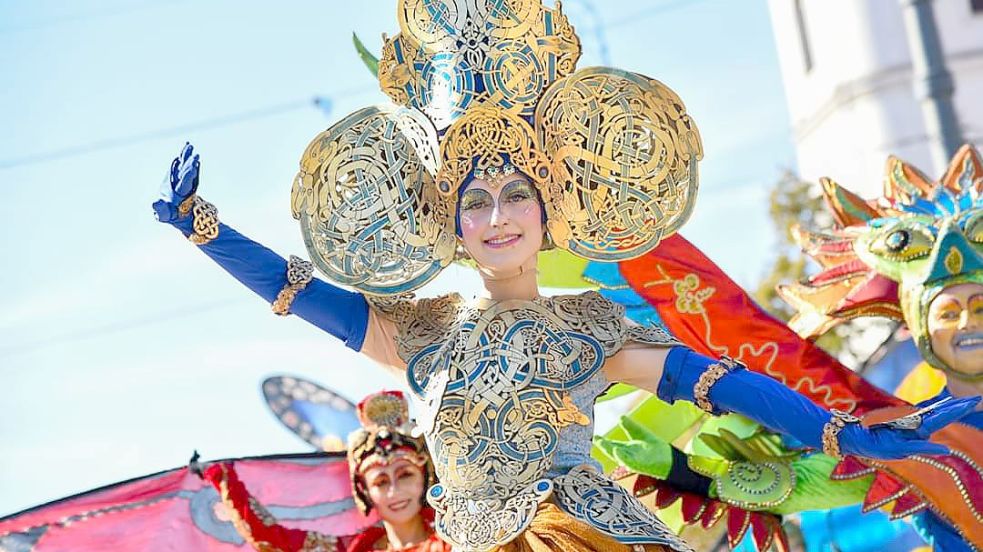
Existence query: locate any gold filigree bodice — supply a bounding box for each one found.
[371,291,682,551]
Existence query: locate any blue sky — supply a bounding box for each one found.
[0,0,796,515]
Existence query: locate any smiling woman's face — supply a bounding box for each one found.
[928,282,983,377]
[362,457,425,525]
[458,174,544,274]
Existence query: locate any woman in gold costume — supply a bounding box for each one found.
[153,1,979,551]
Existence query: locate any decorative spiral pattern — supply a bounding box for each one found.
[290,105,455,295]
[536,67,704,261]
[554,465,694,550]
[715,461,795,510]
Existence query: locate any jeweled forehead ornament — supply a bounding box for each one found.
[291,0,703,295]
[472,164,517,188]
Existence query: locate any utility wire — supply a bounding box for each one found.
[0,298,242,360]
[606,0,718,29]
[0,87,371,171]
[0,99,311,170]
[1,0,733,358]
[0,0,715,172]
[0,0,191,34]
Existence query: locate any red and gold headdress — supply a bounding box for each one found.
[290,0,703,295]
[346,390,433,514]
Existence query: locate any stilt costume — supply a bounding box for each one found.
[153,2,980,551]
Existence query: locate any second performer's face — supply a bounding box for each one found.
[363,458,425,525]
[458,174,544,273]
[928,282,983,378]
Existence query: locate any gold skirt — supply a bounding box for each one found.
[491,503,670,552]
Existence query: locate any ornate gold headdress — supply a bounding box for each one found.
[346,390,433,514]
[292,0,703,294]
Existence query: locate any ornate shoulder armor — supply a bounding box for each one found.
[626,324,680,348]
[366,293,468,362]
[549,291,680,354]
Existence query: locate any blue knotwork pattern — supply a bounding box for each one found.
[380,0,581,130]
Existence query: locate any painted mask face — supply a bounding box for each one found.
[362,457,426,526]
[927,282,983,378]
[458,175,545,274]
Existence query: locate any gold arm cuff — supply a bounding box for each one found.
[693,356,742,414]
[821,409,861,458]
[272,255,315,316]
[188,196,219,245]
[177,194,196,217]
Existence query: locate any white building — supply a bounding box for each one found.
[767,0,983,196]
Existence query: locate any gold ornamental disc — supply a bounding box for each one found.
[536,67,703,261]
[291,104,455,295]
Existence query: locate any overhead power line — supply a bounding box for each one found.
[0,0,191,34]
[0,0,715,171]
[0,99,311,170]
[0,87,369,171]
[0,298,241,361]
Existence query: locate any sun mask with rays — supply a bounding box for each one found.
[779,145,983,379]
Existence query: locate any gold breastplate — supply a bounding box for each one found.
[372,292,680,551]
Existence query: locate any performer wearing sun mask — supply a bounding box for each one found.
[779,145,983,550]
[155,2,979,550]
[203,390,449,552]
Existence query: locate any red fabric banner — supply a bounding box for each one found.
[0,452,377,551]
[619,234,903,415]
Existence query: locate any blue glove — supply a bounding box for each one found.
[657,347,980,460]
[153,142,199,222]
[153,143,369,350]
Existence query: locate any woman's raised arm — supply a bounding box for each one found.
[152,143,369,351]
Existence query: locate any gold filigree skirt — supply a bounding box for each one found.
[491,503,669,552]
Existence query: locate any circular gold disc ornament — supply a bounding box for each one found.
[536,67,703,261]
[291,105,455,295]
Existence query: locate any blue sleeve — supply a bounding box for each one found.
[657,346,829,449]
[169,216,369,351]
[654,347,960,460]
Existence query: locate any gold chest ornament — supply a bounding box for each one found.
[373,292,691,552]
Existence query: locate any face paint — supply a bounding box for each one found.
[458,175,545,274]
[362,457,426,526]
[927,282,983,378]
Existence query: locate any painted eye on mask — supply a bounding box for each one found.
[868,223,934,261]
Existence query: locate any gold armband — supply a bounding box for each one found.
[821,409,861,458]
[187,196,219,245]
[272,256,315,316]
[693,355,742,414]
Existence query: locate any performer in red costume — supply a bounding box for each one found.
[203,391,450,552]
